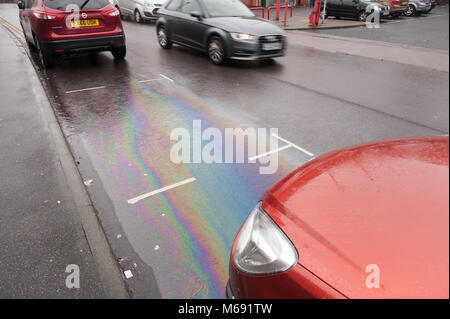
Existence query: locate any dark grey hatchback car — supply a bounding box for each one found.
[156,0,286,64]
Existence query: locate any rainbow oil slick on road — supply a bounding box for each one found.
[55,74,306,298]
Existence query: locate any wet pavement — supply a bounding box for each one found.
[0,16,109,298]
[0,3,448,298]
[313,5,450,50]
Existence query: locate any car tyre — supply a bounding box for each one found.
[157,25,172,49]
[357,10,368,22]
[405,4,416,16]
[35,36,54,68]
[207,36,226,65]
[111,46,126,60]
[135,9,143,23]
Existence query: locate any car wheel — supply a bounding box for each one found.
[157,26,172,49]
[35,36,54,68]
[207,36,225,65]
[111,46,126,60]
[357,10,368,22]
[135,9,143,23]
[405,4,415,16]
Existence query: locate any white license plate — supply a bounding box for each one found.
[262,42,282,51]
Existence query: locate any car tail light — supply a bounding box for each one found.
[32,11,64,21]
[232,203,298,275]
[392,0,399,3]
[102,8,120,17]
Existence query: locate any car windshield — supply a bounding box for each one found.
[201,0,255,18]
[43,0,109,10]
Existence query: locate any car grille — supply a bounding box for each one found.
[259,35,283,44]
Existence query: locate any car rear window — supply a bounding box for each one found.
[44,0,109,10]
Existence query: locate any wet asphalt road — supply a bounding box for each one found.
[314,5,449,50]
[0,3,448,298]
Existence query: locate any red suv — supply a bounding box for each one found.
[18,0,126,68]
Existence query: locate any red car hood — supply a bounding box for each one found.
[262,137,449,298]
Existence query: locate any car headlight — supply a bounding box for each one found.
[233,203,298,275]
[230,32,257,42]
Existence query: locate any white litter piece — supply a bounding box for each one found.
[124,270,133,279]
[57,201,61,204]
[117,234,122,239]
[161,213,166,217]
[84,179,93,186]
[154,245,160,251]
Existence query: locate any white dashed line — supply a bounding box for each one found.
[65,86,106,94]
[127,177,196,204]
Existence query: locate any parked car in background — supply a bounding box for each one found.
[377,0,409,17]
[404,0,432,16]
[114,0,166,23]
[227,136,449,298]
[18,0,126,68]
[156,0,286,65]
[324,0,389,22]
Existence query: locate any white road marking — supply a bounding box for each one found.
[249,144,292,161]
[65,86,106,94]
[138,78,162,83]
[272,133,315,157]
[127,177,196,204]
[159,74,174,82]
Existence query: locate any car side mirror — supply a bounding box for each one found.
[190,11,202,20]
[17,1,24,9]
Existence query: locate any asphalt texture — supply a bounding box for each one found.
[312,4,450,50]
[0,3,448,298]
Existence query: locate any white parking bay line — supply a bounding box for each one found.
[272,134,315,157]
[65,86,106,94]
[159,74,174,82]
[138,78,163,83]
[249,144,293,161]
[127,177,196,205]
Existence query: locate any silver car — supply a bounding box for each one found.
[404,0,432,16]
[113,0,167,22]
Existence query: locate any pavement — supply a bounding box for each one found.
[0,15,128,298]
[312,4,450,50]
[0,3,448,299]
[254,6,366,29]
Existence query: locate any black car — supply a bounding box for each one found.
[156,0,286,65]
[324,0,389,21]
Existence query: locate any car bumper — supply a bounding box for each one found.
[225,281,235,299]
[40,35,125,54]
[416,4,432,12]
[143,5,162,19]
[227,37,286,61]
[228,261,345,299]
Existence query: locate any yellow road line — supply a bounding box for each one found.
[0,17,25,41]
[0,17,25,42]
